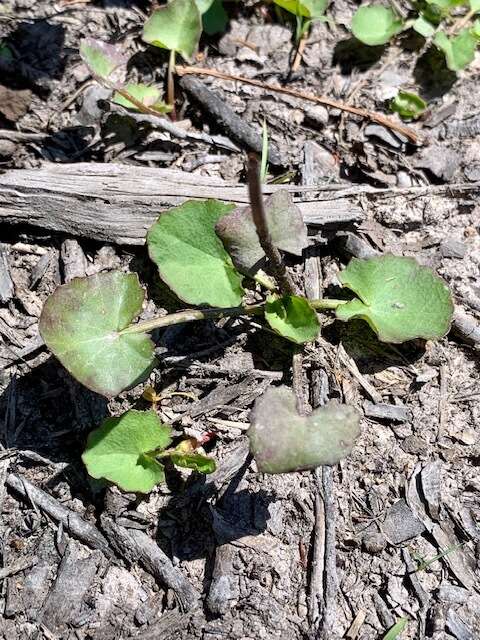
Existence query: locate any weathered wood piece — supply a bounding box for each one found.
[100,515,200,611]
[0,163,363,245]
[6,473,112,557]
[0,243,14,302]
[40,541,101,632]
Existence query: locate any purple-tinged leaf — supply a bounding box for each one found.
[215,190,308,275]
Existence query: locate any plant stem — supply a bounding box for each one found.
[168,49,176,118]
[247,153,298,296]
[119,299,347,336]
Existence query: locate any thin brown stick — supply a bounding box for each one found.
[176,65,420,144]
[247,154,298,296]
[292,32,308,73]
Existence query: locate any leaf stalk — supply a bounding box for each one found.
[119,298,347,335]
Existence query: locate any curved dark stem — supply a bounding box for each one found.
[247,153,298,296]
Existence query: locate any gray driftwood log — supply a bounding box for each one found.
[0,163,362,245]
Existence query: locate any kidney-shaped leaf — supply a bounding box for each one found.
[142,0,202,60]
[82,409,172,493]
[352,5,403,46]
[79,37,128,83]
[265,294,320,344]
[249,386,360,474]
[215,190,308,275]
[273,0,328,18]
[39,272,156,397]
[147,199,244,307]
[336,255,454,343]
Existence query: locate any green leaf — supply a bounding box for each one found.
[113,83,172,113]
[413,14,436,38]
[79,37,128,83]
[195,0,215,12]
[426,0,464,13]
[248,386,360,473]
[203,0,228,34]
[470,0,480,11]
[142,0,202,60]
[82,409,172,493]
[215,190,308,275]
[170,452,216,473]
[434,29,477,70]
[472,18,480,38]
[265,294,320,344]
[390,91,427,119]
[273,0,328,18]
[351,5,403,46]
[39,272,156,397]
[336,255,454,343]
[383,617,408,640]
[147,199,244,307]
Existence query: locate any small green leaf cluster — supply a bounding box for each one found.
[79,38,171,113]
[82,409,216,493]
[351,1,480,71]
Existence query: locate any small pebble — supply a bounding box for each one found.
[363,532,387,554]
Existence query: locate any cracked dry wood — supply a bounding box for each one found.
[0,163,362,245]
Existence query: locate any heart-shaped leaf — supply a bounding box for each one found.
[265,294,320,344]
[336,255,454,343]
[248,386,360,474]
[113,83,172,113]
[434,29,477,70]
[79,37,128,83]
[147,199,244,307]
[215,190,308,275]
[170,452,216,473]
[351,6,403,46]
[82,409,172,493]
[142,0,202,60]
[39,272,156,397]
[390,91,427,119]
[273,0,327,18]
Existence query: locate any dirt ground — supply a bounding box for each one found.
[0,1,479,639]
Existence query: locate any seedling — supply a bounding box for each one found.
[141,0,228,109]
[142,0,203,108]
[390,91,427,119]
[82,409,215,492]
[79,38,171,114]
[351,1,480,71]
[39,160,453,492]
[273,0,329,43]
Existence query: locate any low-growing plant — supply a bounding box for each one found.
[39,158,454,493]
[272,0,329,45]
[79,38,172,114]
[351,1,480,72]
[79,0,229,117]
